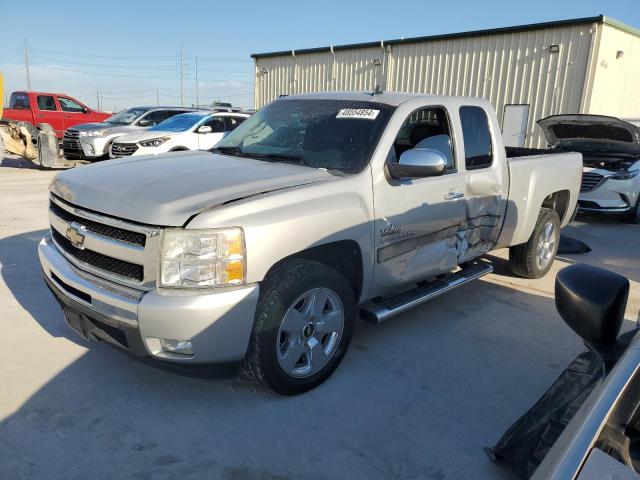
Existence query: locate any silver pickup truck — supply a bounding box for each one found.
[39,92,582,394]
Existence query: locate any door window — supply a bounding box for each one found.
[460,106,493,170]
[142,110,172,126]
[390,107,456,172]
[59,97,84,113]
[225,116,246,132]
[37,95,57,111]
[202,117,226,133]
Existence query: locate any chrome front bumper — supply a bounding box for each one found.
[38,235,259,363]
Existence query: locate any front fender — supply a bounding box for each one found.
[186,171,375,295]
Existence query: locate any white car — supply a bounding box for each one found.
[538,115,640,223]
[110,111,249,158]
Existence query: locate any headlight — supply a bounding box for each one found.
[79,129,108,137]
[611,169,639,180]
[139,137,170,148]
[160,228,245,288]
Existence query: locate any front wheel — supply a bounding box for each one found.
[509,208,561,279]
[242,259,355,395]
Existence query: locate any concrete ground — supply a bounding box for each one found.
[1,155,638,480]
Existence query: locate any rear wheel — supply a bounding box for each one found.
[509,208,561,279]
[242,259,355,395]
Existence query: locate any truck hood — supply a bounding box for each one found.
[538,115,640,154]
[50,150,335,226]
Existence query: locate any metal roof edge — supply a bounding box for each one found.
[251,15,618,59]
[601,16,640,38]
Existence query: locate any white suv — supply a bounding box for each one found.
[110,111,249,158]
[539,115,640,223]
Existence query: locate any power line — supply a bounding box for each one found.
[29,54,182,71]
[29,47,177,61]
[29,63,178,79]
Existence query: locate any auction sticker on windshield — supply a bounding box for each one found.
[336,108,380,120]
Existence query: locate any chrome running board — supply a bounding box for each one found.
[359,262,493,323]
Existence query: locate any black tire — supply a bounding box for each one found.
[509,208,561,279]
[242,259,356,395]
[621,197,640,224]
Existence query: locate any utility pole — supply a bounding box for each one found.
[24,38,32,90]
[96,91,100,110]
[195,56,199,110]
[156,87,159,106]
[180,45,184,107]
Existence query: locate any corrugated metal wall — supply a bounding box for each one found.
[584,24,640,118]
[254,23,596,147]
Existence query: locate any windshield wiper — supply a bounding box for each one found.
[211,146,244,156]
[245,152,309,167]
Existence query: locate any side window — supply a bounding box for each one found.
[144,110,171,125]
[59,97,84,113]
[9,92,30,109]
[390,107,455,172]
[203,117,226,133]
[164,110,188,120]
[460,106,493,170]
[37,95,57,111]
[225,116,246,132]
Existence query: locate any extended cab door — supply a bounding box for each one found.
[34,94,63,136]
[371,105,467,293]
[456,105,508,262]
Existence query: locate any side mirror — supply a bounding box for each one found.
[387,148,446,179]
[138,119,153,127]
[82,107,90,114]
[555,264,629,351]
[197,125,212,134]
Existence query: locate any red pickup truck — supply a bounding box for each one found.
[1,91,110,138]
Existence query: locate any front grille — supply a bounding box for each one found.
[581,172,606,192]
[50,200,146,247]
[111,143,138,156]
[63,129,84,159]
[52,229,144,281]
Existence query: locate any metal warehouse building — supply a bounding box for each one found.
[252,16,640,147]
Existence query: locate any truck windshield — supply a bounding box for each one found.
[212,99,394,174]
[148,113,208,132]
[106,108,148,125]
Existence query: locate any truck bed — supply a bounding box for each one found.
[496,151,583,248]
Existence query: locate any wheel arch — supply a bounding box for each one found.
[265,240,364,302]
[542,189,572,224]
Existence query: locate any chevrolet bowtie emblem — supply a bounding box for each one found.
[66,224,86,249]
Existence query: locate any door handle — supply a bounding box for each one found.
[445,191,465,200]
[37,114,45,118]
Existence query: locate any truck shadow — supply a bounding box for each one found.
[3,228,632,480]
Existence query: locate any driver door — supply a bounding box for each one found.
[371,106,467,294]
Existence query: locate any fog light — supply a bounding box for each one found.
[160,338,193,355]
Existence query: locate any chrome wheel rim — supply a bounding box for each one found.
[277,287,344,378]
[536,221,557,270]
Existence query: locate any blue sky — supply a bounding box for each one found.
[1,0,638,111]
